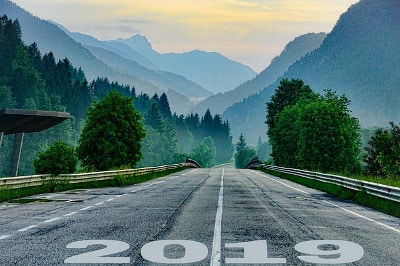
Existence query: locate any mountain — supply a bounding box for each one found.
[193,32,326,115]
[223,0,400,145]
[0,0,211,114]
[111,35,257,94]
[84,44,212,98]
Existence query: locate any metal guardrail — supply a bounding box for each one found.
[259,164,400,203]
[0,163,191,190]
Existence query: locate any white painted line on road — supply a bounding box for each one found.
[17,225,38,232]
[323,200,400,234]
[0,235,11,240]
[95,202,104,206]
[106,198,115,202]
[182,169,197,175]
[64,212,78,217]
[131,188,143,193]
[254,171,310,195]
[80,206,94,211]
[211,168,224,266]
[44,217,61,223]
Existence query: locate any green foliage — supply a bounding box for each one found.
[191,136,217,168]
[256,137,272,162]
[0,16,232,174]
[235,134,257,168]
[267,79,362,173]
[33,140,77,175]
[266,78,313,134]
[0,85,16,109]
[77,91,146,171]
[364,122,400,178]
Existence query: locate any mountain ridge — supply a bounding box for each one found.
[193,32,326,115]
[223,0,400,144]
[111,35,257,94]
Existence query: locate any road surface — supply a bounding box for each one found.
[1,165,399,265]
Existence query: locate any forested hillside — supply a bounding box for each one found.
[224,0,400,144]
[0,16,233,176]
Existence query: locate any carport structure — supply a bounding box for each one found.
[0,109,70,176]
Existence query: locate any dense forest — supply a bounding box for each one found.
[0,16,233,176]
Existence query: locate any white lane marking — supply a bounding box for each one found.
[106,198,115,202]
[254,171,310,195]
[210,168,224,266]
[0,235,12,240]
[95,202,104,206]
[131,188,143,193]
[17,225,38,232]
[80,206,94,211]
[64,212,78,217]
[323,200,400,234]
[182,169,197,175]
[44,217,61,223]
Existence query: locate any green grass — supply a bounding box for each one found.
[258,167,400,218]
[0,166,187,203]
[337,173,400,188]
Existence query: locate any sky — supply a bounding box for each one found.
[12,0,359,72]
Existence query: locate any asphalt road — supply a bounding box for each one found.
[1,165,400,265]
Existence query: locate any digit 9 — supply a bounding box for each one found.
[295,240,364,264]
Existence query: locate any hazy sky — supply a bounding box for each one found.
[12,0,359,72]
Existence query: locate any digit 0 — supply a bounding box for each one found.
[141,240,208,264]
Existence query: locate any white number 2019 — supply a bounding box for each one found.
[64,239,364,264]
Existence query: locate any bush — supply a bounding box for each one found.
[34,140,77,175]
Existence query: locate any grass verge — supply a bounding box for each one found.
[0,166,187,203]
[258,167,400,219]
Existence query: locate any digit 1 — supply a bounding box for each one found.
[225,240,287,264]
[294,240,364,264]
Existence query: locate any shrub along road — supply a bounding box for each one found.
[0,166,399,265]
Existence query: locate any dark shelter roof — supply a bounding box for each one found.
[0,109,70,135]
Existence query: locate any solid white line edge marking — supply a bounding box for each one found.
[323,200,400,234]
[253,170,400,234]
[253,171,310,195]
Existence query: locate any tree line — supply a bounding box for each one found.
[0,16,233,176]
[266,78,400,180]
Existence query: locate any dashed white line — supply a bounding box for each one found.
[64,212,78,217]
[17,225,38,232]
[323,200,400,234]
[2,172,183,241]
[210,168,224,266]
[44,217,61,223]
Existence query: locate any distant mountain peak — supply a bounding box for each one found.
[114,34,153,55]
